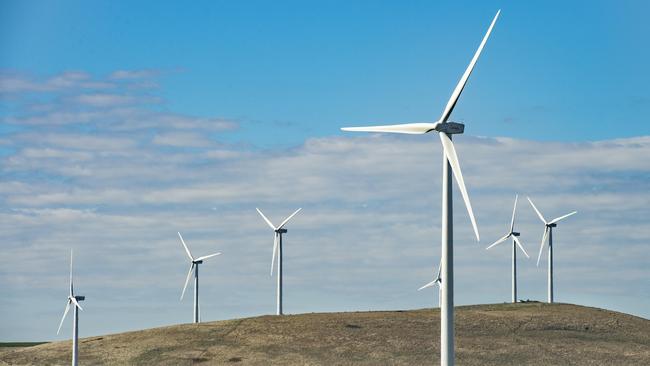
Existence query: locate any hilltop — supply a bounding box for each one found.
[1,303,648,365]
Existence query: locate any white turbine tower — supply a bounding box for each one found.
[418,259,442,307]
[527,197,577,303]
[178,232,221,323]
[486,194,529,303]
[341,10,500,366]
[57,250,85,366]
[256,207,301,315]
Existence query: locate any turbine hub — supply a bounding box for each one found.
[434,122,465,135]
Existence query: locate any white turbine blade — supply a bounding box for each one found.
[439,132,479,241]
[180,263,194,300]
[510,194,519,232]
[195,252,221,262]
[256,208,277,230]
[277,208,302,229]
[537,227,549,266]
[177,232,194,261]
[57,300,71,335]
[418,279,440,291]
[270,233,278,276]
[527,197,547,224]
[513,236,530,258]
[69,249,74,297]
[70,297,83,311]
[341,122,438,135]
[549,211,577,225]
[486,233,510,250]
[438,10,500,123]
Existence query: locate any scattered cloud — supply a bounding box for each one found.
[0,69,648,341]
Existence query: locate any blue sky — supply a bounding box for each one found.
[1,1,649,341]
[2,1,649,146]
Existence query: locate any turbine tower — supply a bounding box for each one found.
[527,197,577,303]
[57,250,85,366]
[486,194,529,303]
[178,232,221,323]
[256,207,301,315]
[341,10,500,366]
[418,259,442,307]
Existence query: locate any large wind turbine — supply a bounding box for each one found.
[527,197,576,303]
[486,194,529,303]
[178,232,221,323]
[57,250,85,366]
[341,10,500,366]
[418,259,442,307]
[256,207,301,315]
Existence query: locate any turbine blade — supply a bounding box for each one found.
[438,10,501,123]
[513,236,529,258]
[256,208,277,230]
[486,234,510,250]
[418,279,439,291]
[527,197,547,224]
[69,249,74,297]
[57,301,71,335]
[195,252,221,262]
[510,194,518,232]
[436,259,442,281]
[549,211,577,225]
[180,263,194,300]
[70,297,83,311]
[341,122,438,135]
[439,133,479,241]
[177,232,194,261]
[270,233,278,276]
[277,208,302,229]
[537,227,549,266]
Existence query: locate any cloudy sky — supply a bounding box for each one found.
[1,1,649,341]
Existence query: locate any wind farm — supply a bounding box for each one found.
[2,3,650,366]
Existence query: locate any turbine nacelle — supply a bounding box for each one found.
[192,260,204,265]
[511,231,520,237]
[434,122,465,135]
[546,223,557,228]
[275,228,288,234]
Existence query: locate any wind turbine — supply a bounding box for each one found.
[486,194,529,303]
[57,250,85,366]
[418,259,442,307]
[341,10,500,366]
[256,207,301,315]
[527,197,577,303]
[178,232,221,323]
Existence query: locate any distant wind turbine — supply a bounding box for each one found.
[57,250,85,366]
[486,194,529,303]
[527,197,577,303]
[341,10,500,366]
[418,259,442,307]
[178,232,221,323]
[256,208,301,315]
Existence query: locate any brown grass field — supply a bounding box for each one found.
[1,303,649,365]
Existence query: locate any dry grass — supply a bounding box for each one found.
[1,303,648,365]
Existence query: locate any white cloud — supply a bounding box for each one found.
[1,70,648,341]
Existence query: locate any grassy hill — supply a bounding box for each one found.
[1,303,648,365]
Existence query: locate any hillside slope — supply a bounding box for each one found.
[2,303,649,365]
